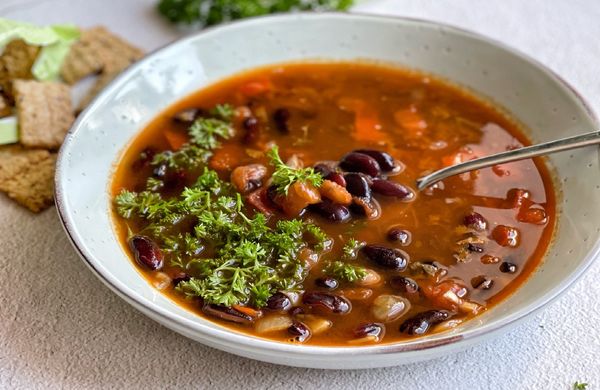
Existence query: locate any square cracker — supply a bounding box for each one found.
[0,94,11,118]
[13,79,74,149]
[60,26,144,84]
[0,39,40,100]
[0,145,55,212]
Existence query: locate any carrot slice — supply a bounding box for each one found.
[394,105,427,136]
[338,98,387,143]
[239,78,272,97]
[164,128,189,150]
[233,305,261,318]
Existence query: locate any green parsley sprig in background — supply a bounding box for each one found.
[157,0,354,26]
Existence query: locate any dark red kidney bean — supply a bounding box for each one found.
[171,272,191,286]
[464,212,488,231]
[302,292,352,314]
[389,276,419,294]
[289,306,305,317]
[344,173,371,199]
[273,108,291,133]
[242,116,260,144]
[326,172,346,187]
[471,275,494,290]
[361,245,408,271]
[387,228,411,245]
[128,235,163,270]
[350,197,380,219]
[500,262,518,273]
[202,304,254,324]
[371,179,414,200]
[314,163,334,177]
[354,323,385,339]
[308,200,351,223]
[173,107,202,123]
[353,149,396,172]
[399,310,451,335]
[339,152,381,177]
[315,277,339,289]
[266,292,292,311]
[163,170,187,191]
[288,321,311,342]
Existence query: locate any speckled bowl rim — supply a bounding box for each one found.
[55,13,600,360]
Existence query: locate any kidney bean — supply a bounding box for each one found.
[480,254,501,264]
[361,245,408,271]
[289,307,305,317]
[500,262,518,273]
[492,225,520,247]
[171,272,191,286]
[302,292,352,314]
[230,164,267,193]
[371,179,414,200]
[372,294,411,322]
[163,170,187,192]
[339,152,381,177]
[344,173,371,199]
[326,172,346,187]
[387,227,411,245]
[314,163,334,178]
[399,310,452,335]
[172,107,203,123]
[353,149,397,172]
[242,116,260,144]
[152,163,168,178]
[389,276,419,294]
[288,321,311,342]
[202,304,255,324]
[273,108,291,133]
[308,199,351,223]
[266,292,292,311]
[464,212,488,231]
[467,243,484,253]
[471,275,494,290]
[350,197,381,219]
[315,277,339,289]
[128,235,163,270]
[354,323,385,339]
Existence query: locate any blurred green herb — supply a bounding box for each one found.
[157,0,354,26]
[573,382,588,390]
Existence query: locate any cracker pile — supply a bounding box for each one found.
[0,27,143,212]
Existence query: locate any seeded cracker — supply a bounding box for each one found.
[13,79,74,150]
[0,39,40,100]
[60,26,144,84]
[0,95,11,118]
[0,145,54,212]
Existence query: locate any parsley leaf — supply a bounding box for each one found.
[573,382,588,390]
[324,260,368,282]
[267,145,323,194]
[342,237,363,259]
[152,143,212,170]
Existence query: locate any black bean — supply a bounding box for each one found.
[128,235,163,270]
[288,321,311,342]
[350,197,380,219]
[500,262,518,274]
[202,304,255,324]
[173,108,201,124]
[339,152,381,177]
[399,310,451,335]
[389,276,419,294]
[354,323,385,339]
[273,108,291,133]
[289,307,305,317]
[171,272,191,286]
[302,292,352,314]
[361,245,408,271]
[315,277,339,289]
[371,179,414,200]
[464,212,488,231]
[308,200,351,223]
[314,163,334,178]
[152,163,168,179]
[471,276,494,290]
[387,228,411,245]
[163,170,186,191]
[354,149,397,172]
[326,172,346,187]
[242,116,260,144]
[467,243,484,253]
[266,292,292,311]
[344,173,371,199]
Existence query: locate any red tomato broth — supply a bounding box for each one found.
[111,62,555,346]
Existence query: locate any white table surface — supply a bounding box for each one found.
[1,0,599,389]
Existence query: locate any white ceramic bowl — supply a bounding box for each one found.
[55,13,600,369]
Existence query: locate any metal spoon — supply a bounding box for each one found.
[416,130,600,191]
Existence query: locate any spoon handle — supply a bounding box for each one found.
[416,130,600,191]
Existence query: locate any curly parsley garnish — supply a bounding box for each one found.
[342,238,363,259]
[115,168,330,307]
[573,382,588,390]
[267,145,323,195]
[324,261,368,282]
